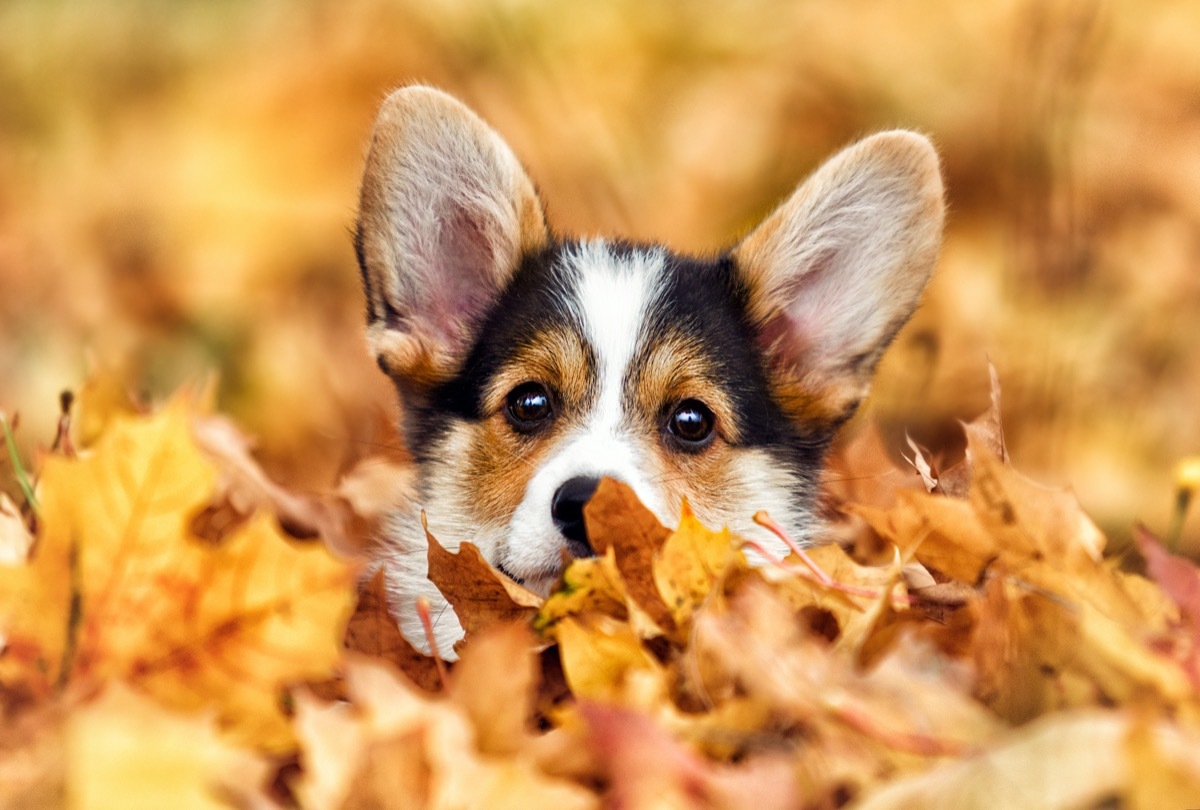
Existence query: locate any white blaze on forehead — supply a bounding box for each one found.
[568,240,667,428]
[499,241,674,585]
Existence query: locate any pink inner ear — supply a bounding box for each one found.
[758,310,814,376]
[426,205,503,354]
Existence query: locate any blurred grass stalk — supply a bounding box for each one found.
[1168,458,1200,551]
[1,413,38,515]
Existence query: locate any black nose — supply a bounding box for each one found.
[551,475,601,557]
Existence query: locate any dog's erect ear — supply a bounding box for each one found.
[733,131,944,429]
[356,87,548,393]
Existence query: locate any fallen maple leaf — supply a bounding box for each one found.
[581,703,799,810]
[425,530,542,648]
[583,478,677,632]
[653,502,740,631]
[535,549,630,635]
[555,615,665,708]
[2,397,355,751]
[294,655,598,810]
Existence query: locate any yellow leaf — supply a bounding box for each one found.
[11,398,355,750]
[556,616,664,707]
[535,549,629,635]
[0,494,75,699]
[71,370,140,450]
[66,683,267,810]
[852,710,1196,810]
[652,505,737,629]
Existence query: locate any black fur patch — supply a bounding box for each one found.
[402,239,836,494]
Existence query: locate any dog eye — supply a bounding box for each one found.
[506,382,553,430]
[667,399,715,448]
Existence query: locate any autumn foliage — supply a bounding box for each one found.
[1,374,1198,809]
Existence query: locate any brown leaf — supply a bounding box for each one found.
[344,570,442,692]
[327,456,415,558]
[584,478,676,632]
[425,531,541,640]
[295,656,597,810]
[936,361,1007,498]
[192,414,333,542]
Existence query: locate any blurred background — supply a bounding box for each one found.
[2,0,1199,553]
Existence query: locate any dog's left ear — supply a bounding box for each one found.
[356,87,549,396]
[733,130,944,428]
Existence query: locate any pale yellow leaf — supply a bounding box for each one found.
[66,683,267,810]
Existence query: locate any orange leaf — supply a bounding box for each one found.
[21,397,355,751]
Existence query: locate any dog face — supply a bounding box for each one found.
[355,87,943,653]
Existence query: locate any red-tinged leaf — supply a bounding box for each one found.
[1135,524,1200,628]
[580,703,799,810]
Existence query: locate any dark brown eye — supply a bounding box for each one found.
[506,382,553,431]
[668,399,715,448]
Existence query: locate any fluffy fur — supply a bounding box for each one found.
[354,87,945,655]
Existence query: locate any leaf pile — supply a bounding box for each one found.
[3,378,1200,808]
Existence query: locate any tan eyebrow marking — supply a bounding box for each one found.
[482,325,594,418]
[630,333,740,445]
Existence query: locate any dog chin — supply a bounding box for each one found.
[495,550,572,596]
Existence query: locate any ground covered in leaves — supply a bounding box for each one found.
[2,375,1199,809]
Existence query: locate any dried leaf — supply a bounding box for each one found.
[21,399,355,750]
[854,710,1142,810]
[327,456,416,557]
[581,703,799,810]
[449,622,537,755]
[67,683,268,810]
[653,503,738,629]
[584,478,676,631]
[903,433,939,492]
[426,534,542,641]
[295,656,597,810]
[556,616,664,707]
[535,550,629,635]
[343,570,441,692]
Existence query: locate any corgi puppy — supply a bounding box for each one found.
[355,87,944,654]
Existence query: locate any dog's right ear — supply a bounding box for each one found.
[356,87,548,395]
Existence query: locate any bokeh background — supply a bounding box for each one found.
[2,0,1199,553]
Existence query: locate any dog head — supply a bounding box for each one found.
[355,87,943,644]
